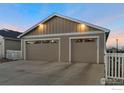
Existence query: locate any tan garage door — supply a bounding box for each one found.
[71,38,97,63]
[26,39,59,61]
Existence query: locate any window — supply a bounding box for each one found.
[34,41,41,44]
[42,40,58,44]
[75,39,84,43]
[50,40,57,43]
[85,39,96,42]
[42,40,50,44]
[26,41,35,44]
[26,40,41,44]
[75,38,96,43]
[26,40,58,45]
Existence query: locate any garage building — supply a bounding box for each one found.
[19,14,110,64]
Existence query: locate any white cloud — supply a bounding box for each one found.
[0,23,24,32]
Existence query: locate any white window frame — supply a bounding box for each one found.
[69,36,100,64]
[24,38,61,62]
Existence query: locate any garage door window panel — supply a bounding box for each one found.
[26,41,41,44]
[42,40,58,44]
[75,38,96,43]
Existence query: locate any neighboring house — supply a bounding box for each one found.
[18,14,110,64]
[0,29,22,58]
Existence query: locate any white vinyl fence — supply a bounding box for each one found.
[105,53,124,84]
[6,50,22,60]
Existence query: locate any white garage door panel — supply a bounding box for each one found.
[71,38,97,63]
[26,40,59,61]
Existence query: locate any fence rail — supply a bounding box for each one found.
[105,53,124,82]
[6,50,22,60]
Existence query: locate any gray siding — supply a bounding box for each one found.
[22,33,105,63]
[5,39,21,50]
[0,38,4,58]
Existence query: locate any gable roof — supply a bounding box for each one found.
[0,29,22,39]
[18,13,110,38]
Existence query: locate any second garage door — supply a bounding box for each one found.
[26,39,59,61]
[71,38,97,63]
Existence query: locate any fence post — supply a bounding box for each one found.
[111,54,114,77]
[118,56,121,78]
[105,54,108,80]
[122,56,124,78]
[108,54,111,77]
[115,53,117,78]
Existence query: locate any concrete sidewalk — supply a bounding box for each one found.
[0,61,104,85]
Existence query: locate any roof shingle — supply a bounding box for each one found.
[0,29,22,38]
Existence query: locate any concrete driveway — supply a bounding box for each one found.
[0,61,104,85]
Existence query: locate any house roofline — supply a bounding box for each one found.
[3,37,20,41]
[18,13,110,38]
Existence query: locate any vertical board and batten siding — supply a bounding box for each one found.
[26,16,101,36]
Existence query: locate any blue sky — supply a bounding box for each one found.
[0,3,124,48]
